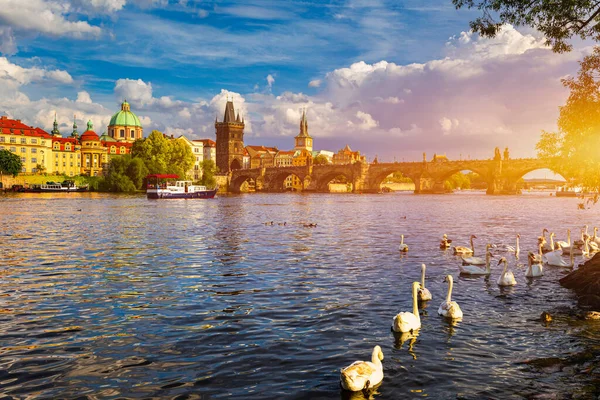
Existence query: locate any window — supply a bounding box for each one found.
[63,153,66,158]
[63,162,66,167]
[54,143,59,150]
[55,162,58,167]
[120,146,125,153]
[130,130,134,138]
[32,138,37,144]
[20,138,26,144]
[20,147,26,153]
[70,162,73,167]
[194,148,198,153]
[31,148,37,154]
[110,146,116,154]
[70,154,73,159]
[10,137,16,143]
[66,143,71,151]
[21,167,26,172]
[41,141,45,145]
[0,137,4,142]
[31,157,37,163]
[32,168,37,173]
[120,129,125,137]
[77,162,80,167]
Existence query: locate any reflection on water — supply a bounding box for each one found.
[0,191,599,399]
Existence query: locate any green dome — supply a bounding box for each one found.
[109,100,142,127]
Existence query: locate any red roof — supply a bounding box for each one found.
[80,129,99,141]
[0,117,52,138]
[147,174,179,179]
[194,139,216,147]
[277,150,295,156]
[103,141,133,155]
[52,136,79,152]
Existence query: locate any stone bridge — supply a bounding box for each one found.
[227,153,564,195]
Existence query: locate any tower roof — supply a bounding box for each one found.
[295,108,310,138]
[223,100,236,123]
[109,100,142,127]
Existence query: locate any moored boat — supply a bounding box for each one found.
[146,174,217,199]
[22,180,89,193]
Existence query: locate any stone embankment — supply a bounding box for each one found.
[560,253,600,310]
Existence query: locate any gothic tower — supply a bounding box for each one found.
[294,109,313,152]
[215,99,245,172]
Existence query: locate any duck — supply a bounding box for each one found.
[462,243,492,265]
[264,221,274,226]
[417,264,432,301]
[277,222,287,226]
[438,275,462,319]
[545,241,574,267]
[303,223,317,228]
[393,281,421,333]
[525,251,544,277]
[340,345,384,392]
[453,235,476,256]
[496,257,517,286]
[440,234,452,249]
[398,235,409,252]
[459,248,492,275]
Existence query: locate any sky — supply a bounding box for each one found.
[0,0,592,164]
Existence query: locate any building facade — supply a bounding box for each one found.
[333,144,366,165]
[246,145,278,169]
[80,121,107,177]
[178,135,204,181]
[215,100,245,172]
[0,116,52,174]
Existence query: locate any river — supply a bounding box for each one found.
[0,191,599,399]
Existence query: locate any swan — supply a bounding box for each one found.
[438,275,463,319]
[459,248,492,275]
[462,244,492,265]
[417,264,432,301]
[440,234,452,249]
[525,251,543,277]
[541,229,553,253]
[453,235,476,256]
[593,227,600,246]
[393,281,421,333]
[340,345,384,392]
[399,234,409,252]
[546,241,575,268]
[555,229,571,251]
[496,257,517,286]
[587,235,599,253]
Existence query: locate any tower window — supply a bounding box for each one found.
[131,130,135,138]
[120,129,125,138]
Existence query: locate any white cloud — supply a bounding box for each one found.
[76,91,92,104]
[439,117,459,135]
[266,74,275,88]
[0,57,73,86]
[308,79,322,88]
[351,111,378,130]
[0,26,16,55]
[114,78,154,106]
[197,9,208,18]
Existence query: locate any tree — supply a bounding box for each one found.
[0,149,23,181]
[35,163,46,175]
[200,159,217,188]
[313,154,330,165]
[536,47,600,191]
[452,0,600,52]
[132,130,194,178]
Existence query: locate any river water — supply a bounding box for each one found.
[0,191,599,399]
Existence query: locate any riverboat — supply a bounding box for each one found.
[146,174,218,199]
[23,180,89,193]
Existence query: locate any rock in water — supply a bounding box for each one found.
[559,253,600,310]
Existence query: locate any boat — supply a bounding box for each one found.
[22,180,89,193]
[146,174,218,199]
[555,190,579,197]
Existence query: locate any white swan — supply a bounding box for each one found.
[545,241,575,267]
[438,275,463,319]
[417,264,432,301]
[340,345,384,392]
[393,281,421,333]
[525,251,543,277]
[541,228,553,253]
[496,257,517,286]
[555,229,571,251]
[459,248,492,275]
[399,234,409,252]
[462,243,492,265]
[453,235,476,256]
[593,227,600,246]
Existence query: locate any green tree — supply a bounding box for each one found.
[384,171,413,183]
[452,0,600,52]
[35,163,46,175]
[126,157,149,189]
[200,159,217,188]
[0,149,23,182]
[313,154,330,165]
[132,130,194,178]
[536,47,600,191]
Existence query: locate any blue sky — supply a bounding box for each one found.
[0,0,590,164]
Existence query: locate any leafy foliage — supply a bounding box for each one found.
[536,47,600,191]
[200,159,217,188]
[131,130,194,179]
[313,154,330,165]
[453,0,600,52]
[384,171,413,183]
[0,149,23,177]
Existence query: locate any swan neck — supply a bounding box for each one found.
[570,243,574,266]
[371,348,381,366]
[567,230,571,245]
[550,235,555,250]
[485,251,491,273]
[412,284,420,321]
[470,237,474,255]
[516,236,520,252]
[421,266,425,288]
[446,278,453,303]
[502,260,508,276]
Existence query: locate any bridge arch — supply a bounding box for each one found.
[368,167,418,192]
[264,170,309,192]
[230,173,260,193]
[314,171,354,192]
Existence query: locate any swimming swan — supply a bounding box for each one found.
[393,281,421,333]
[399,235,409,252]
[340,345,384,392]
[438,275,463,319]
[417,264,432,301]
[453,235,476,256]
[496,257,517,286]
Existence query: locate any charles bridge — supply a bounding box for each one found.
[224,149,563,195]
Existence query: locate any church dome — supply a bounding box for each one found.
[109,100,142,127]
[80,120,99,141]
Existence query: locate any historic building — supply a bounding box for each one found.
[108,100,143,143]
[294,109,313,152]
[195,139,216,163]
[333,144,366,165]
[246,145,278,169]
[215,100,245,172]
[80,120,108,176]
[177,135,204,181]
[0,116,52,174]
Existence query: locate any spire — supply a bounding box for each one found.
[71,115,79,138]
[87,120,93,131]
[222,100,236,123]
[51,112,60,136]
[236,111,241,123]
[298,108,309,137]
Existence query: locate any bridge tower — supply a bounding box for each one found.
[215,99,245,172]
[294,109,313,152]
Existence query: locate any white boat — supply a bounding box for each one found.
[146,174,218,199]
